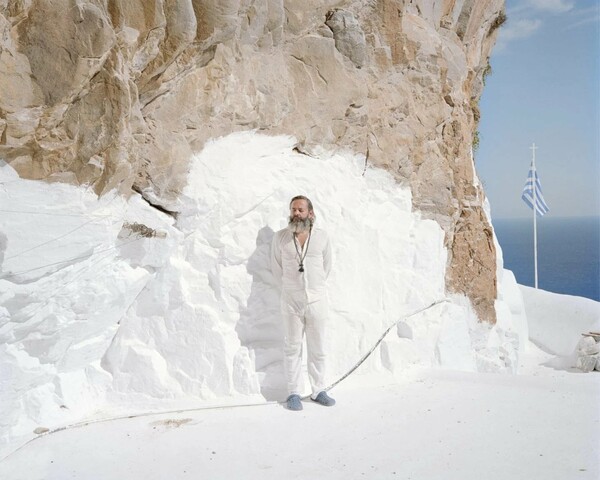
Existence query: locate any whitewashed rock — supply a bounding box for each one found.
[577,336,600,356]
[576,355,598,373]
[0,133,510,458]
[520,285,600,357]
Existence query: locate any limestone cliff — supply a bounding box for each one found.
[0,0,505,322]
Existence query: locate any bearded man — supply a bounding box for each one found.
[270,195,335,411]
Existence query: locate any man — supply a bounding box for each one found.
[271,195,335,411]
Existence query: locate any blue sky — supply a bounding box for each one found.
[477,0,599,219]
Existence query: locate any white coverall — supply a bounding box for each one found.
[270,226,332,397]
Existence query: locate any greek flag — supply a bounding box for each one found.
[521,163,549,216]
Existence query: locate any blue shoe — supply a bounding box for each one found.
[286,394,303,411]
[311,391,336,407]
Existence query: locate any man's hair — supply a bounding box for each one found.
[289,195,314,212]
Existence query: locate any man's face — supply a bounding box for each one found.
[288,199,313,233]
[290,199,311,221]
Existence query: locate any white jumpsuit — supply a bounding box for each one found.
[270,226,332,397]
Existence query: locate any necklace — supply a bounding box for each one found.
[292,229,312,273]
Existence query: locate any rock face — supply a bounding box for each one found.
[0,0,505,322]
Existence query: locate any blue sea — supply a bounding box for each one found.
[493,216,600,301]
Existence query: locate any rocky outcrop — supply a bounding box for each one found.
[0,0,505,322]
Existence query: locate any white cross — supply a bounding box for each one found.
[530,143,538,154]
[530,143,537,163]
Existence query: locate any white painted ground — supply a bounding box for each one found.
[1,344,598,480]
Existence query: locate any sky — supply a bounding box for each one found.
[477,0,600,219]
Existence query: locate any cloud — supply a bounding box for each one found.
[572,4,600,17]
[565,15,599,30]
[506,4,530,16]
[494,0,583,53]
[565,4,600,29]
[506,0,575,16]
[503,1,596,38]
[525,0,575,13]
[495,18,542,52]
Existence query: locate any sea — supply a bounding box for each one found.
[493,216,600,302]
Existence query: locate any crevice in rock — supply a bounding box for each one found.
[132,185,178,219]
[290,54,328,86]
[292,145,317,158]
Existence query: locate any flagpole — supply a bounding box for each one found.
[521,143,548,288]
[531,142,538,289]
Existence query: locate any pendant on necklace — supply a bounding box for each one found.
[298,265,304,273]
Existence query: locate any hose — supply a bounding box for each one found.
[0,297,449,461]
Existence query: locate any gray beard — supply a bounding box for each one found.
[288,216,312,233]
